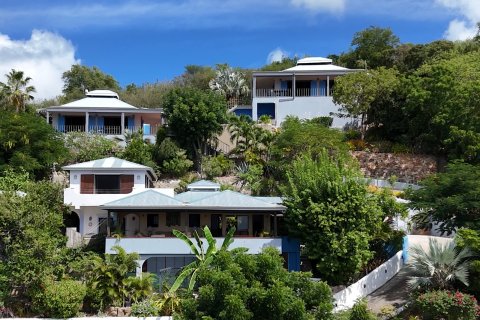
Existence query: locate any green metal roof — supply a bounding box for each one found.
[175,191,220,203]
[187,190,285,211]
[101,189,185,209]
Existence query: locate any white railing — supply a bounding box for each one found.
[255,88,331,97]
[256,88,292,97]
[53,125,160,136]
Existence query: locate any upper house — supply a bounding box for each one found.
[237,57,358,128]
[40,90,163,143]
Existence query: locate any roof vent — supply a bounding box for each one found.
[85,90,119,99]
[297,57,332,66]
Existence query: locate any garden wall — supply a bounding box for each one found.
[351,151,438,182]
[333,251,404,312]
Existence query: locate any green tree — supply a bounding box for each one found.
[173,65,216,90]
[333,68,400,140]
[162,87,227,167]
[261,57,298,71]
[408,161,480,235]
[64,132,120,164]
[408,239,473,291]
[0,69,36,113]
[119,131,155,168]
[209,64,250,105]
[282,151,383,284]
[120,81,174,108]
[61,65,120,103]
[0,111,68,178]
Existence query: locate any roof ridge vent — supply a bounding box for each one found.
[85,89,119,99]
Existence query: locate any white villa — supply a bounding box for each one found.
[62,157,300,277]
[41,90,163,143]
[234,57,358,128]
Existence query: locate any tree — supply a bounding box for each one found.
[119,131,155,169]
[408,239,473,291]
[173,65,216,90]
[162,87,227,167]
[282,151,384,284]
[261,57,298,71]
[209,64,250,105]
[170,226,235,292]
[120,81,174,108]
[333,68,400,140]
[64,132,120,164]
[61,65,120,103]
[0,111,68,178]
[408,161,480,235]
[0,69,36,113]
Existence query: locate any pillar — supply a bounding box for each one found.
[46,111,49,124]
[135,259,146,277]
[273,213,278,237]
[252,77,257,98]
[327,76,330,96]
[85,111,89,133]
[121,113,125,136]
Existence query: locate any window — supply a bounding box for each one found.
[147,214,159,228]
[95,175,120,194]
[189,214,200,228]
[237,215,249,232]
[166,212,180,226]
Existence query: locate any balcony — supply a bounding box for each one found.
[106,236,283,255]
[255,87,334,98]
[53,125,160,136]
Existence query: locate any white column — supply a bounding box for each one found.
[121,112,125,136]
[252,77,257,98]
[46,111,50,124]
[85,112,89,133]
[136,259,146,277]
[327,76,330,96]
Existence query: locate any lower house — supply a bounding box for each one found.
[62,158,300,278]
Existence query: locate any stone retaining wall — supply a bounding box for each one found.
[351,151,438,182]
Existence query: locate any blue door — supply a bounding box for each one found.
[257,103,275,120]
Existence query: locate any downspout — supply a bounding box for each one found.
[279,73,296,102]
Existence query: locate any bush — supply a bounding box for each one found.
[344,129,361,140]
[153,138,193,177]
[349,299,377,320]
[391,143,411,154]
[162,151,193,177]
[202,154,234,179]
[131,298,161,317]
[33,279,86,318]
[308,116,333,127]
[413,290,479,320]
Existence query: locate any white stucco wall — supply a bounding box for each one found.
[252,96,351,128]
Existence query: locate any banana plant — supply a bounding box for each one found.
[169,225,235,292]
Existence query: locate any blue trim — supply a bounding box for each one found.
[402,236,409,263]
[282,236,301,271]
[320,80,327,96]
[143,123,151,135]
[257,103,275,119]
[310,80,317,96]
[280,80,288,90]
[58,115,65,132]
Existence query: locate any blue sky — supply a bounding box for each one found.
[0,0,479,99]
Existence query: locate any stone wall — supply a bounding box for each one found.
[351,151,438,182]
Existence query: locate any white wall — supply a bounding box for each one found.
[333,251,404,312]
[106,237,283,255]
[252,96,351,128]
[68,169,149,191]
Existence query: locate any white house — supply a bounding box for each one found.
[41,90,163,143]
[62,158,300,277]
[235,57,358,128]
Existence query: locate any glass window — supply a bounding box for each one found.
[189,214,201,228]
[237,215,249,231]
[95,175,120,194]
[147,214,159,228]
[166,212,180,226]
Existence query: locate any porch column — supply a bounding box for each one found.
[85,111,89,133]
[248,214,253,236]
[292,74,296,98]
[221,214,226,236]
[252,77,257,98]
[135,259,146,277]
[46,111,49,124]
[121,113,125,136]
[273,213,278,237]
[107,211,111,237]
[326,76,330,96]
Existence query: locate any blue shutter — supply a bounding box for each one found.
[58,115,65,132]
[320,80,327,96]
[310,81,317,96]
[280,80,288,90]
[98,116,104,130]
[143,123,151,135]
[89,115,96,132]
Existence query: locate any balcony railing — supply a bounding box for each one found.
[255,87,334,98]
[53,125,160,135]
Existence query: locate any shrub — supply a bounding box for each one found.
[33,279,86,318]
[202,154,233,179]
[391,143,411,154]
[308,116,333,127]
[131,298,161,317]
[349,299,377,320]
[153,138,193,177]
[162,151,193,177]
[413,290,479,320]
[344,129,361,140]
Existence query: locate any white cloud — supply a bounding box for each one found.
[290,0,345,13]
[436,0,480,40]
[0,30,78,100]
[267,48,289,63]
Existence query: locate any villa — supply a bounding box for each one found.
[234,57,358,128]
[40,90,163,143]
[62,157,300,277]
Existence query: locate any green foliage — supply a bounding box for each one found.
[209,64,250,102]
[235,162,264,195]
[152,137,192,177]
[413,290,479,320]
[202,154,233,179]
[455,228,480,297]
[120,82,175,108]
[407,239,473,291]
[32,279,86,318]
[173,65,216,90]
[0,111,68,178]
[131,298,161,317]
[261,57,298,71]
[0,69,36,113]
[162,87,227,166]
[161,152,193,177]
[307,116,333,127]
[119,131,155,168]
[61,64,120,103]
[408,161,480,235]
[282,151,384,284]
[177,248,334,320]
[64,132,119,163]
[348,299,377,320]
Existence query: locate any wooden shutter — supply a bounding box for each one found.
[80,174,94,194]
[120,175,134,194]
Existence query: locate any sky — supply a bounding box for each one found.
[0,0,479,99]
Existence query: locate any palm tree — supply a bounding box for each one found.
[209,65,249,106]
[407,239,474,290]
[0,69,36,113]
[169,225,235,292]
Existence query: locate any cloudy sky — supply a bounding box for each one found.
[0,0,479,99]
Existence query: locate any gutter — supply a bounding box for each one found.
[279,72,296,103]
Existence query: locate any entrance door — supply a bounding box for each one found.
[125,213,140,236]
[210,214,222,237]
[252,215,264,236]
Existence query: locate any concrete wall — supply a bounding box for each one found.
[333,251,404,311]
[106,237,283,255]
[252,96,351,128]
